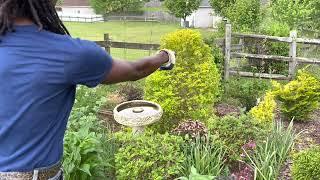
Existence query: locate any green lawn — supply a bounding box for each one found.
[64,21,212,60]
[64,21,180,43]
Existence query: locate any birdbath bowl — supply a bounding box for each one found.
[113,100,163,135]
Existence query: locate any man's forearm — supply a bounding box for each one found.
[129,51,169,81]
[102,51,169,84]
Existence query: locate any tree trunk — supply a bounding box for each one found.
[183,17,189,28]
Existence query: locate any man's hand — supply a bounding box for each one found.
[158,49,176,71]
[102,50,173,85]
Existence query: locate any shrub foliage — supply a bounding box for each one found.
[272,70,320,121]
[250,91,277,129]
[292,146,320,180]
[145,29,221,132]
[114,132,185,179]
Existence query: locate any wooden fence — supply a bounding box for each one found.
[95,28,320,81]
[59,15,104,23]
[221,23,320,80]
[95,34,160,54]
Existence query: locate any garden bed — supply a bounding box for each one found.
[279,109,320,180]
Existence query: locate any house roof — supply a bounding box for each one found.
[200,0,211,7]
[62,0,89,6]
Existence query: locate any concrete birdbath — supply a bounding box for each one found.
[113,100,163,135]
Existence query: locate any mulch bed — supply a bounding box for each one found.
[215,103,241,117]
[278,109,320,180]
[214,103,320,180]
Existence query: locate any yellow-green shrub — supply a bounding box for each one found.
[272,70,320,121]
[144,30,221,132]
[250,91,277,128]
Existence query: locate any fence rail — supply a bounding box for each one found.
[93,29,319,81]
[59,15,104,23]
[96,34,160,54]
[223,23,320,80]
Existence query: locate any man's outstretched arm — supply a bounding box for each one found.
[102,51,170,85]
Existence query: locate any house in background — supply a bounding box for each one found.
[182,0,222,28]
[56,0,103,22]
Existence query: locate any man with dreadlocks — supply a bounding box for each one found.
[0,0,175,179]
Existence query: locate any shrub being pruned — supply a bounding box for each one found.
[145,29,221,132]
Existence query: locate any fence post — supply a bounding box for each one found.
[224,23,232,80]
[104,34,111,54]
[289,31,297,79]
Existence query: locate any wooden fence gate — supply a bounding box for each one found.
[222,23,320,80]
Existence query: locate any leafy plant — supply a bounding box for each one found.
[272,70,320,121]
[63,113,116,180]
[271,0,315,29]
[208,114,268,161]
[177,166,215,180]
[63,86,117,179]
[244,120,296,180]
[115,132,185,179]
[145,30,221,132]
[172,120,208,138]
[292,146,320,180]
[180,135,227,177]
[250,91,277,129]
[225,0,262,31]
[164,0,201,27]
[223,78,271,111]
[209,0,235,16]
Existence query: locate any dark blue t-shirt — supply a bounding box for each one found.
[0,24,113,171]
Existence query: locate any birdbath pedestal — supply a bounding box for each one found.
[113,100,163,135]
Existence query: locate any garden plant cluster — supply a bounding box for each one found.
[61,0,320,179]
[62,29,320,180]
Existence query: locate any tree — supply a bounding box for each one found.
[90,0,150,14]
[55,0,63,6]
[209,0,235,16]
[164,0,201,27]
[271,0,315,30]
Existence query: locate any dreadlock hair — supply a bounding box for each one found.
[0,0,70,36]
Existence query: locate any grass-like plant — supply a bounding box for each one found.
[244,120,296,180]
[181,135,228,177]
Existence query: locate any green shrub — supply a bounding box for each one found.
[115,132,185,179]
[181,135,228,177]
[144,29,221,132]
[245,121,295,180]
[292,146,320,180]
[272,70,320,121]
[223,78,271,111]
[208,114,267,161]
[203,35,225,72]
